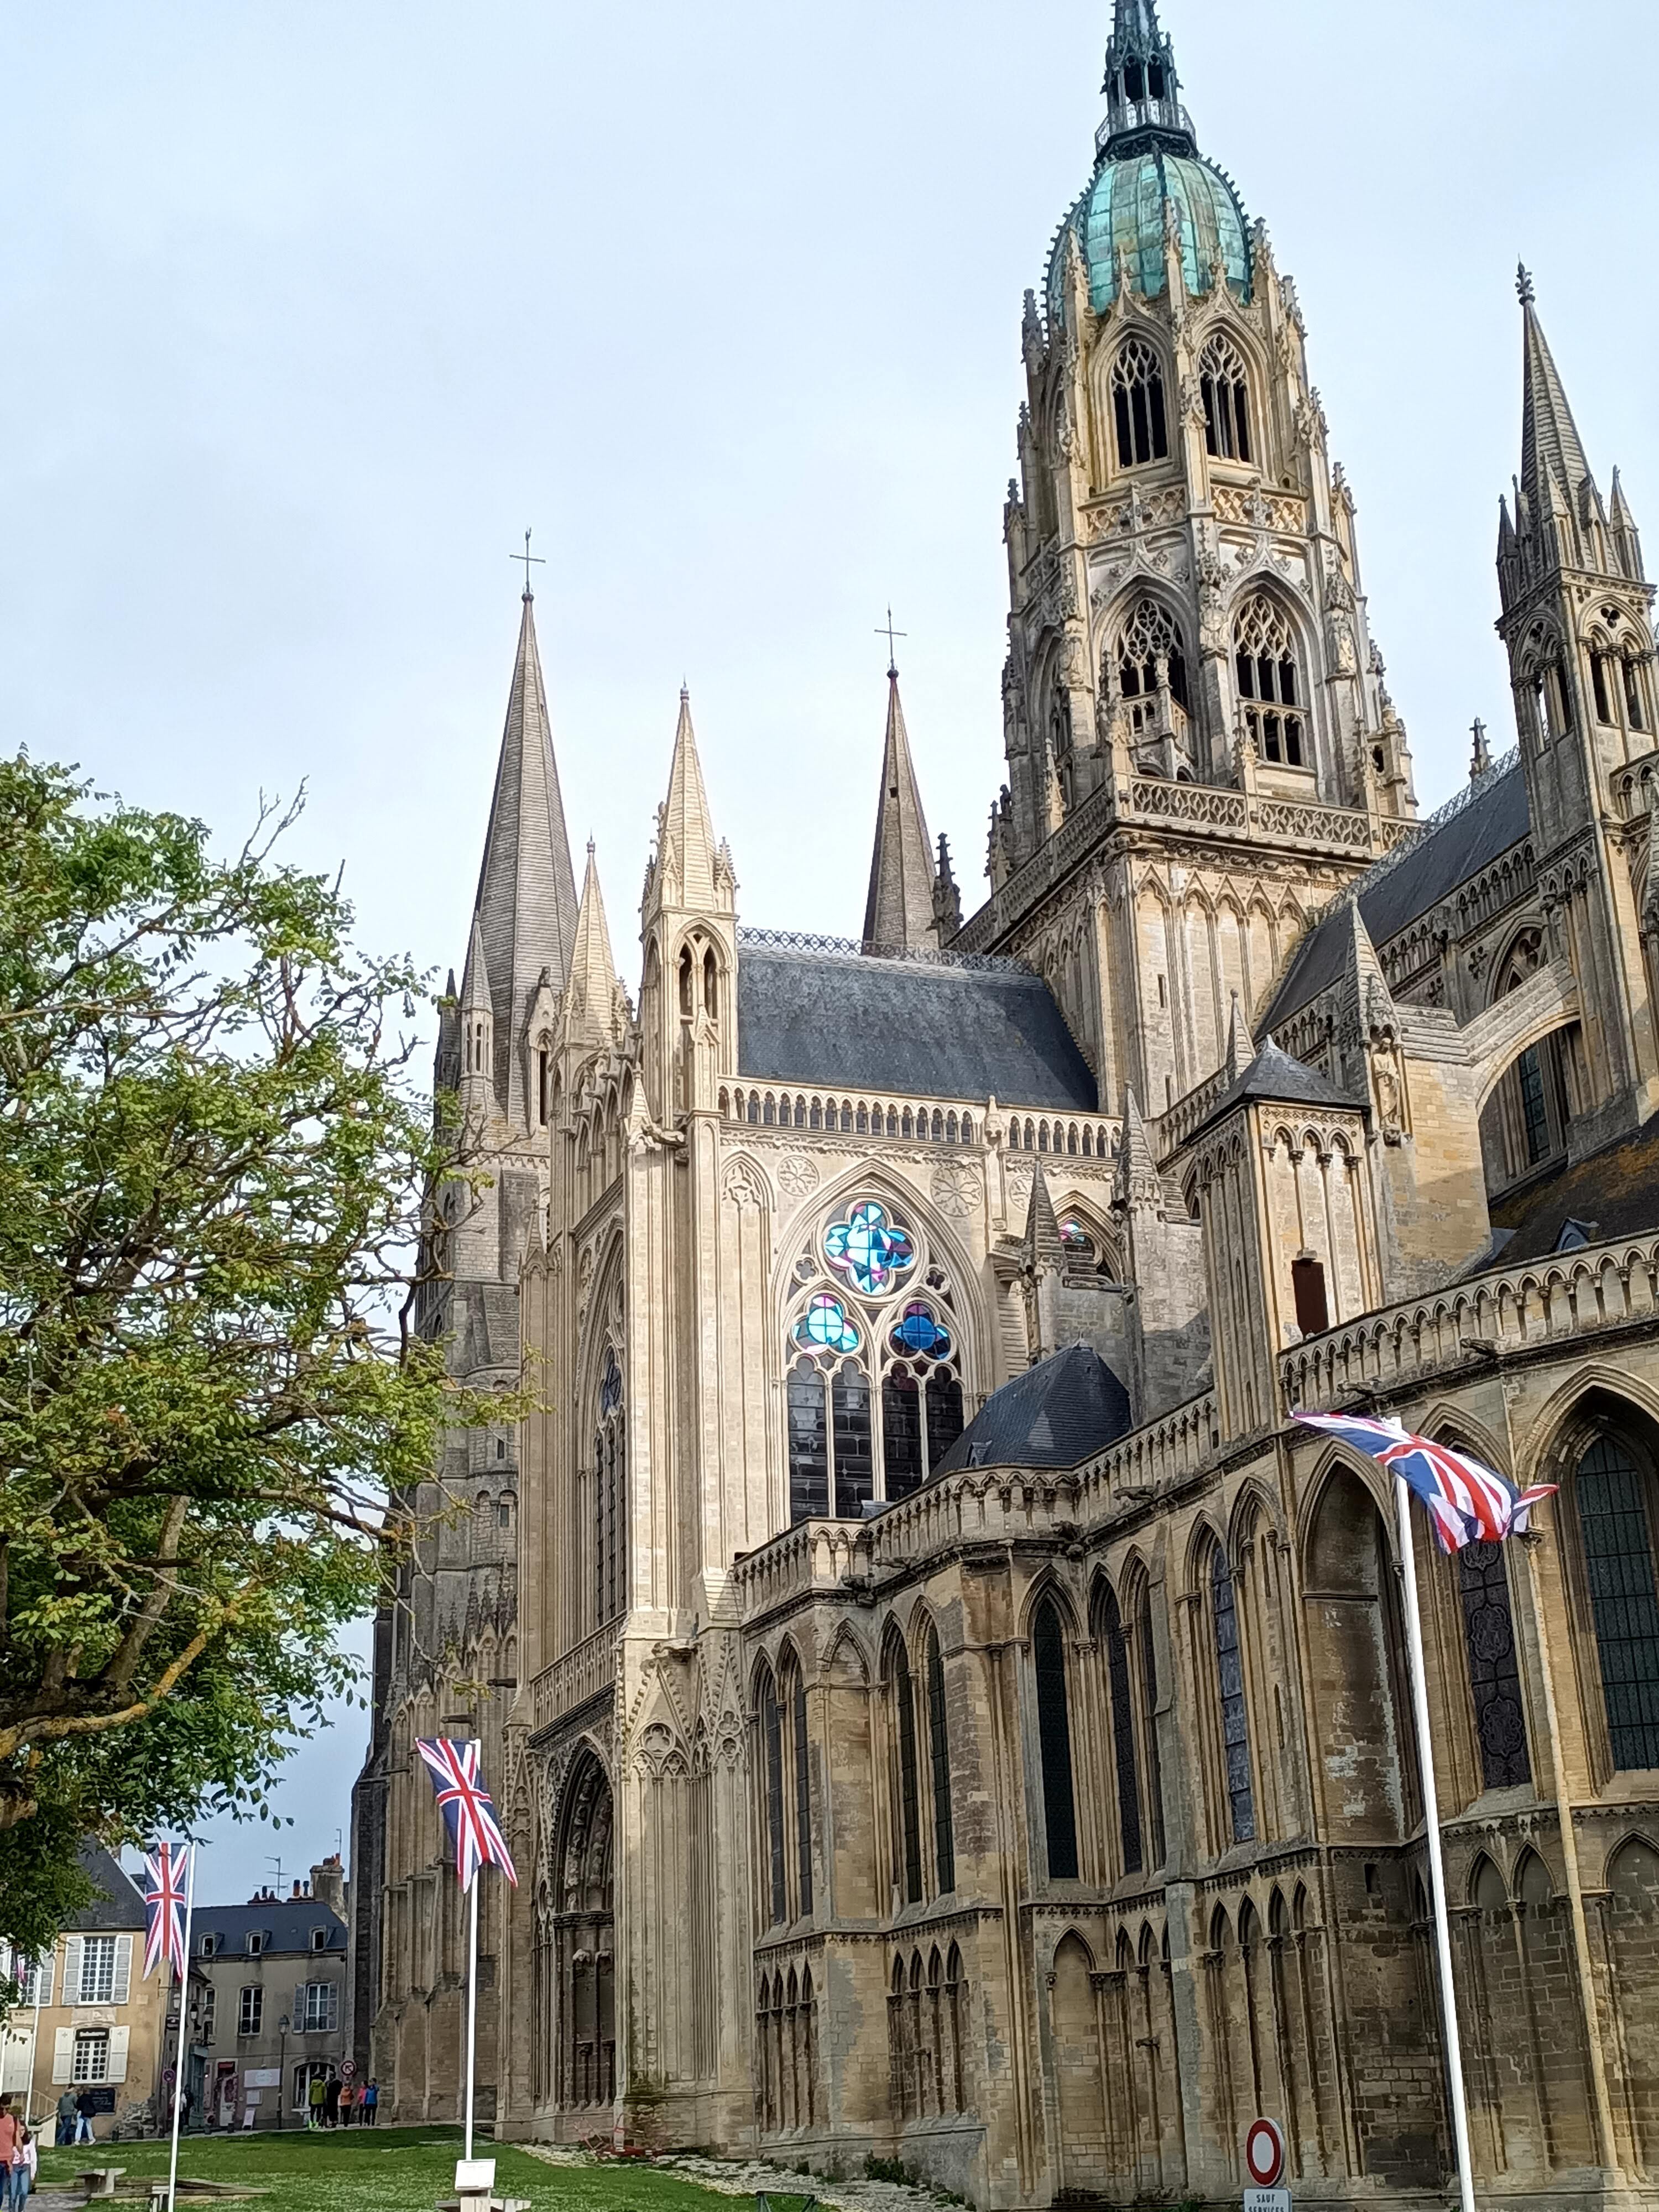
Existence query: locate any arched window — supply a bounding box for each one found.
[1111,338,1169,468]
[1576,1433,1659,1771]
[1456,1539,1531,1789]
[1032,1597,1079,1879]
[1234,595,1306,768]
[785,1203,967,1522]
[1200,334,1251,462]
[702,946,718,1017]
[1116,597,1191,725]
[1210,1543,1256,1842]
[677,946,695,1016]
[778,1651,813,1919]
[593,1348,625,1628]
[1136,1582,1166,1866]
[889,1639,924,1905]
[758,1664,787,1927]
[925,1625,956,1894]
[1624,653,1647,733]
[1100,1583,1143,1874]
[538,1046,550,1126]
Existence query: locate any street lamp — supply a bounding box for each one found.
[277,2017,290,2133]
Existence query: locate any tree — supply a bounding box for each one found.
[0,753,488,1959]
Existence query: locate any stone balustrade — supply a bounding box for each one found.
[1281,1230,1659,1413]
[530,1621,619,1730]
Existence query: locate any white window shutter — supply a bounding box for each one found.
[107,2025,130,2084]
[62,1937,83,2006]
[34,1950,54,2008]
[52,2027,74,2084]
[111,1934,133,2005]
[293,1984,305,2024]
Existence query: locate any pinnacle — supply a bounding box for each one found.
[562,844,622,1048]
[862,669,937,955]
[1024,1159,1065,1271]
[656,686,722,912]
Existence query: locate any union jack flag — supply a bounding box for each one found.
[1295,1411,1556,1553]
[142,1842,191,1980]
[415,1739,518,1889]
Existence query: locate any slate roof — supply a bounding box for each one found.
[737,941,1099,1112]
[191,1900,347,1958]
[1491,1112,1659,1265]
[72,1844,147,1932]
[935,1343,1133,1473]
[1266,758,1531,1029]
[1188,1040,1356,1141]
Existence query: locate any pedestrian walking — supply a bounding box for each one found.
[322,2073,341,2130]
[7,2124,35,2211]
[362,2080,378,2127]
[74,2090,97,2146]
[0,2101,17,2185]
[306,2074,325,2131]
[53,2094,75,2150]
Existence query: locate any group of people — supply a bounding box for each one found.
[53,2088,99,2146]
[0,2096,38,2209]
[303,2073,377,2128]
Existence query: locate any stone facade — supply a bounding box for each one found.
[352,4,1659,2208]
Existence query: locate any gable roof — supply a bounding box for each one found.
[935,1343,1133,1473]
[737,937,1098,1112]
[191,1899,348,1958]
[1187,1038,1356,1142]
[1266,756,1531,1030]
[71,1844,147,1932]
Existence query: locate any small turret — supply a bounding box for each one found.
[1099,0,1193,158]
[1611,469,1646,582]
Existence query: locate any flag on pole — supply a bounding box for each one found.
[415,1739,518,1888]
[1295,1410,1556,1552]
[143,1843,192,1979]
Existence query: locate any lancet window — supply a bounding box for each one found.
[1456,1540,1531,1790]
[593,1348,625,1627]
[1210,1543,1256,1842]
[1032,1597,1079,1880]
[1199,334,1251,462]
[785,1201,967,1524]
[756,1653,813,1928]
[1100,1582,1143,1874]
[1575,1433,1659,1772]
[1234,594,1306,768]
[1117,597,1190,726]
[1111,338,1169,468]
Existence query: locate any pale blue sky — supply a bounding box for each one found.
[8,0,1654,1901]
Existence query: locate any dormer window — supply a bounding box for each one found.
[310,1928,327,1952]
[246,1933,262,1957]
[200,1935,214,1957]
[1111,340,1168,468]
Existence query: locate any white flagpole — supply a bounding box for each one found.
[1395,1479,1477,2212]
[165,1847,196,2212]
[462,1735,481,2166]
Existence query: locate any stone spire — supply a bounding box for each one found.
[1024,1159,1066,1272]
[457,913,495,1119]
[1470,718,1494,781]
[652,687,725,915]
[561,843,623,1051]
[1114,1087,1162,1216]
[1517,267,1597,523]
[471,591,581,1123]
[1611,469,1646,582]
[862,667,937,954]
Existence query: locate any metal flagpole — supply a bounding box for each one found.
[165,1848,195,2212]
[1395,1478,1477,2212]
[463,1738,480,2164]
[463,1874,479,2162]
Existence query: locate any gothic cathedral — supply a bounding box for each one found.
[351,7,1659,2207]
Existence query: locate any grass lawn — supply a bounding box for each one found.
[36,2128,779,2212]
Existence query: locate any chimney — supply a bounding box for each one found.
[309,1856,346,1920]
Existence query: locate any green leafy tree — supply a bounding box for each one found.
[0,753,486,1959]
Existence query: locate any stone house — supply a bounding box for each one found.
[191,1861,348,2130]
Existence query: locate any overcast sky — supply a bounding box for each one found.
[11,0,1655,1901]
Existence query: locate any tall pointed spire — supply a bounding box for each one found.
[471,589,581,1121]
[561,843,623,1050]
[1517,267,1596,521]
[862,667,938,955]
[654,686,723,914]
[1100,0,1193,157]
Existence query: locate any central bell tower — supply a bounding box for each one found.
[958,0,1417,1123]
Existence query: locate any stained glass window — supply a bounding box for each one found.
[1577,1436,1659,1771]
[825,1203,916,1297]
[762,1672,787,1926]
[893,1644,923,1905]
[786,1363,829,1523]
[890,1305,951,1359]
[1457,1540,1531,1790]
[792,1673,813,1917]
[599,1349,622,1414]
[1033,1599,1079,1879]
[1211,1547,1256,1842]
[794,1296,860,1356]
[1139,1585,1166,1866]
[832,1371,873,1519]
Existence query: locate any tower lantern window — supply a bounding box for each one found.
[1233,595,1306,767]
[1111,340,1170,469]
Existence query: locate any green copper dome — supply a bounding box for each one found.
[1048,147,1251,324]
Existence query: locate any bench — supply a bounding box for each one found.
[76,2172,125,2201]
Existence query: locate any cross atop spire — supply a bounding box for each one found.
[862,667,937,956]
[1100,0,1193,158]
[512,527,545,601]
[875,606,907,679]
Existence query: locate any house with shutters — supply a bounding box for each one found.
[189,1861,348,2131]
[4,1845,165,2140]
